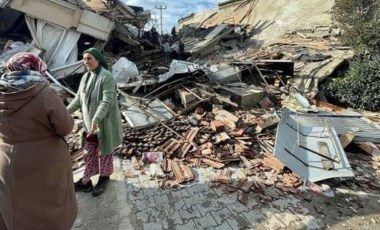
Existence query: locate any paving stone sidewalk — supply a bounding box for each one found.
[72,157,380,230]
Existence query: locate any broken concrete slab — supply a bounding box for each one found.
[339,132,355,149]
[208,63,241,84]
[178,87,200,107]
[217,83,264,107]
[255,113,280,133]
[213,109,239,123]
[5,0,115,41]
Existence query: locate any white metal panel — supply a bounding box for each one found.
[274,110,355,182]
[77,10,114,41]
[120,98,173,129]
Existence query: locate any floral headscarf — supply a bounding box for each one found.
[6,52,47,76]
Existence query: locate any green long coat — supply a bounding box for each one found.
[67,67,123,155]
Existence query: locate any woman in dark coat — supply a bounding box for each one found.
[0,52,77,230]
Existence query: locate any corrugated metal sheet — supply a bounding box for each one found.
[287,112,380,143]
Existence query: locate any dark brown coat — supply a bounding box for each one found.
[0,81,77,230]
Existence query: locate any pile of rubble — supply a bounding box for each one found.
[2,0,380,200]
[66,55,380,195]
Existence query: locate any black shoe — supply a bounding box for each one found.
[74,179,93,192]
[92,176,110,197]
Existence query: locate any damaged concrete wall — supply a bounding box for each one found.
[5,0,114,41]
[7,0,81,29]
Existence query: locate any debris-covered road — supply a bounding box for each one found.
[72,156,380,230]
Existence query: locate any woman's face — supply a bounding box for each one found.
[83,53,99,72]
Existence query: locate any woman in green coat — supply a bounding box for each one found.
[67,48,123,197]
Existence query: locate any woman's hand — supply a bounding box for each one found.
[87,122,98,137]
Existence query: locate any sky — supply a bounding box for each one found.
[122,0,220,34]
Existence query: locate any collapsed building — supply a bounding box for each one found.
[1,0,380,209]
[0,0,165,79]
